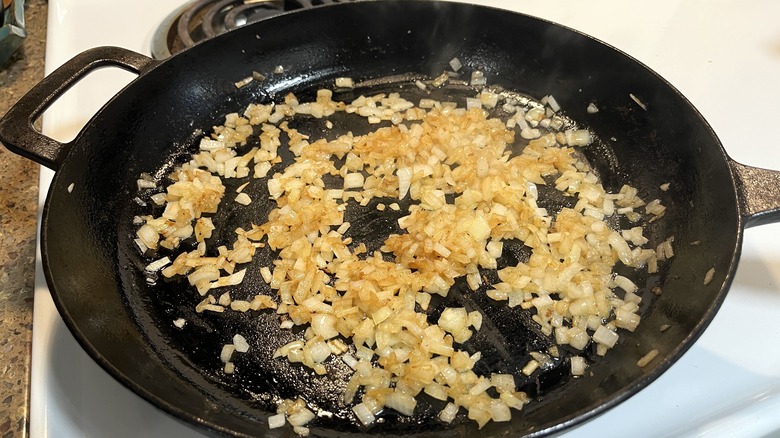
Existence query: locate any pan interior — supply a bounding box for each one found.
[39,1,740,437]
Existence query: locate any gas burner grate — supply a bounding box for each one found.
[152,0,354,59]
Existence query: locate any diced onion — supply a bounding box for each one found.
[637,349,659,367]
[352,403,376,426]
[335,77,354,88]
[344,173,365,189]
[439,402,459,423]
[235,192,252,205]
[704,267,715,285]
[592,325,619,348]
[137,179,156,189]
[145,256,170,272]
[466,97,482,110]
[448,57,462,72]
[235,76,253,88]
[438,308,469,337]
[233,334,249,353]
[311,314,339,339]
[570,356,587,376]
[287,408,315,427]
[470,70,486,86]
[268,413,286,429]
[490,374,515,393]
[342,353,358,369]
[385,392,416,416]
[136,224,159,250]
[220,344,235,363]
[397,167,412,199]
[489,400,511,422]
[469,377,492,396]
[545,95,561,112]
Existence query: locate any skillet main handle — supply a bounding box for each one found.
[0,46,156,170]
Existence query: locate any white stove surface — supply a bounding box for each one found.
[33,1,780,437]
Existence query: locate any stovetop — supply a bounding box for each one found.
[33,1,780,437]
[150,0,354,58]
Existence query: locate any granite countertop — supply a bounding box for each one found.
[0,1,47,437]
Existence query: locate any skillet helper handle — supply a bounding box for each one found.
[731,160,780,228]
[0,46,156,170]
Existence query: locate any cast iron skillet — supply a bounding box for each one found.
[2,1,780,437]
